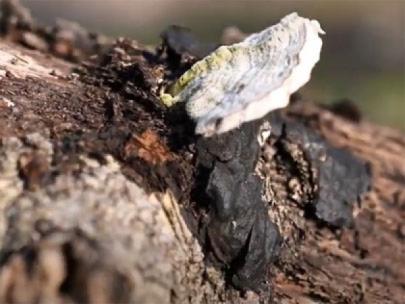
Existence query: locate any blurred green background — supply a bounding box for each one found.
[23,0,405,130]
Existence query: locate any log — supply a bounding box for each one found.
[0,2,404,303]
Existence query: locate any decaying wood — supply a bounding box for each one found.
[271,103,405,303]
[0,6,404,304]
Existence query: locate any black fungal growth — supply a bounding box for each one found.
[194,111,371,291]
[195,121,281,290]
[269,112,371,227]
[160,25,218,62]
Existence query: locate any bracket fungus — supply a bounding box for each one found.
[176,12,327,290]
[161,12,324,136]
[160,11,368,292]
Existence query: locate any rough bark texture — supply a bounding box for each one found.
[0,4,404,303]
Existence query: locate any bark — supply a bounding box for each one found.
[0,16,404,304]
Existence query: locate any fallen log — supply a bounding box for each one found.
[0,2,404,303]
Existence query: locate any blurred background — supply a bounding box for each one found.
[22,0,405,130]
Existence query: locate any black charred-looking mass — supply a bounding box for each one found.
[269,112,371,227]
[195,121,281,290]
[160,25,217,62]
[194,111,370,290]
